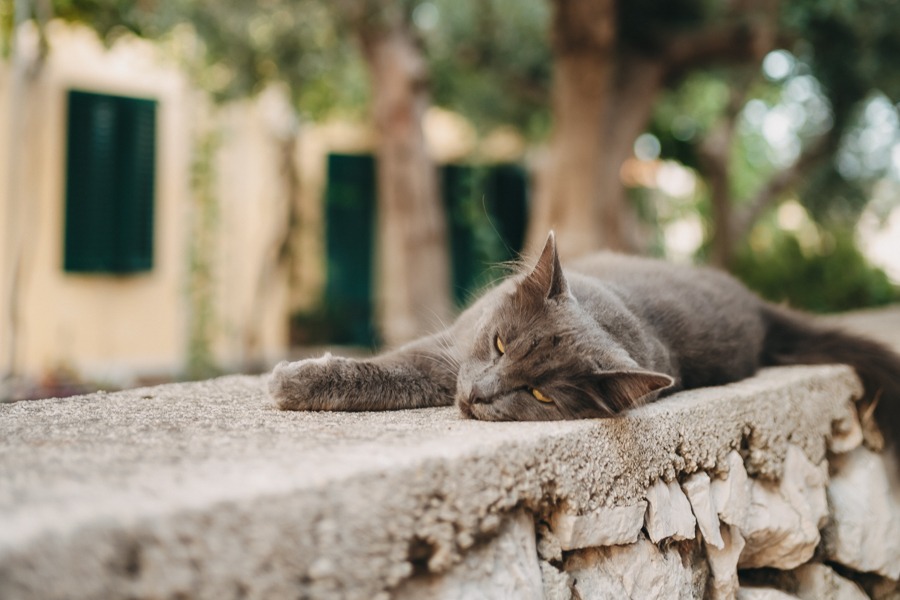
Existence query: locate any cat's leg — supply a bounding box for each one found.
[268,332,459,411]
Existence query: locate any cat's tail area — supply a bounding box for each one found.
[761,303,900,461]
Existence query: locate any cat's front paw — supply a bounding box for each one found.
[267,353,349,411]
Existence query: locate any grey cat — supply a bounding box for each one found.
[268,232,899,450]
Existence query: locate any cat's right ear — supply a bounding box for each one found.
[587,370,674,413]
[522,231,570,301]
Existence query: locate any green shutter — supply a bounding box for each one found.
[442,163,528,305]
[320,156,527,344]
[64,90,156,273]
[324,153,378,346]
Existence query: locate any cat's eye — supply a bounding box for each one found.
[495,335,505,355]
[531,388,552,403]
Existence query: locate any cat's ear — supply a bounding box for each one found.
[588,370,674,412]
[523,231,570,300]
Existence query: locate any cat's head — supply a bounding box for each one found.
[455,232,673,421]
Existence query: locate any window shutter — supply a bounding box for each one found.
[442,163,528,305]
[324,153,377,346]
[64,90,156,273]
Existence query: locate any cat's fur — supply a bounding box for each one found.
[269,232,899,454]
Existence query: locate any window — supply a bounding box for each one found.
[64,89,157,273]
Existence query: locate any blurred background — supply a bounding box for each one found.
[1,0,899,400]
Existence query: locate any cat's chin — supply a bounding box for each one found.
[456,401,513,422]
[456,399,477,420]
[458,407,475,420]
[456,398,499,421]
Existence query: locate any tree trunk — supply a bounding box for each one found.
[530,49,667,258]
[700,83,745,269]
[530,4,780,261]
[599,57,667,251]
[527,0,616,261]
[702,127,736,269]
[359,24,451,347]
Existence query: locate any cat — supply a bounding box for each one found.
[268,232,899,454]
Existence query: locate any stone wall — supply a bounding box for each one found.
[1,364,899,599]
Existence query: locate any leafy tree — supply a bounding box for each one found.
[426,0,899,270]
[52,0,363,113]
[519,0,778,258]
[649,0,900,269]
[423,0,552,139]
[732,226,898,312]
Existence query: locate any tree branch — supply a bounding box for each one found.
[551,0,615,56]
[697,74,755,267]
[661,8,779,77]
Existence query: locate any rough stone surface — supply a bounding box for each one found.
[683,471,724,548]
[536,522,564,562]
[550,502,647,550]
[565,535,703,599]
[394,510,542,600]
[706,524,745,600]
[793,563,869,600]
[824,446,900,580]
[828,403,864,455]
[539,561,573,600]
[711,450,750,530]
[864,577,900,600]
[739,444,828,569]
[738,588,800,600]
[0,366,863,599]
[644,478,696,543]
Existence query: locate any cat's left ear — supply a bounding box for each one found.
[523,231,570,300]
[588,370,674,413]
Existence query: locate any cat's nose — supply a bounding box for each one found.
[469,383,491,405]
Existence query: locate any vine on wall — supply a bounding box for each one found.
[186,124,221,380]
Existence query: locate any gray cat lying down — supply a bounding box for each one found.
[268,232,899,452]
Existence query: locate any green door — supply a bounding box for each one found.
[324,153,378,347]
[319,156,528,347]
[442,163,528,305]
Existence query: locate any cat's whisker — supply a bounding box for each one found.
[479,194,516,260]
[422,309,455,337]
[415,352,460,374]
[424,351,458,370]
[428,336,458,367]
[435,347,460,368]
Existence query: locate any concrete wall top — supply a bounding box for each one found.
[0,364,863,599]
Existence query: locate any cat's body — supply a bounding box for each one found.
[269,233,899,452]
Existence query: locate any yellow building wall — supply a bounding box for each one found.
[0,22,294,385]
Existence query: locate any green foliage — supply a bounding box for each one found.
[423,0,552,138]
[782,0,900,131]
[1,0,14,57]
[182,0,367,117]
[617,0,708,53]
[732,225,898,313]
[648,2,900,303]
[651,71,735,170]
[185,126,221,380]
[51,0,367,118]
